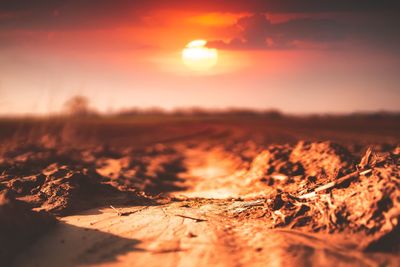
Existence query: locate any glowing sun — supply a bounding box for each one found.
[182,40,218,71]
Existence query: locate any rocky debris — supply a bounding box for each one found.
[7,174,46,195]
[0,190,56,264]
[232,145,400,252]
[252,149,399,251]
[328,151,400,250]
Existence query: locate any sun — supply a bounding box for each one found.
[182,40,218,71]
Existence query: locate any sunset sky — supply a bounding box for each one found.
[1,0,399,115]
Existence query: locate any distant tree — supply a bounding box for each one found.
[263,109,283,119]
[63,95,95,117]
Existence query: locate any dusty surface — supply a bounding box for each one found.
[13,202,400,267]
[1,116,399,266]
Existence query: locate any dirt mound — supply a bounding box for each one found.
[4,163,149,216]
[236,143,400,251]
[246,141,355,193]
[289,141,355,179]
[39,165,147,215]
[0,143,189,215]
[248,144,303,180]
[95,146,186,194]
[0,190,56,264]
[0,145,92,178]
[242,148,400,251]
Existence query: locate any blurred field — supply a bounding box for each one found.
[1,113,399,149]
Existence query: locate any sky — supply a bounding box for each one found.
[0,0,400,115]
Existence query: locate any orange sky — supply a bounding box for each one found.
[0,1,399,115]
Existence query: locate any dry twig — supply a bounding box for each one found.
[110,205,148,216]
[299,169,372,199]
[174,214,207,222]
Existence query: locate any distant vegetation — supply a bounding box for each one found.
[2,95,399,120]
[116,106,284,119]
[63,96,98,117]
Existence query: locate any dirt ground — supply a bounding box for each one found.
[0,115,399,266]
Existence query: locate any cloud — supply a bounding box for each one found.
[0,1,399,52]
[208,14,347,50]
[1,1,398,13]
[0,0,399,31]
[208,12,400,50]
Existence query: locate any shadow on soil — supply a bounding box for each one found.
[14,222,145,267]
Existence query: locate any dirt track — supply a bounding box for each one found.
[11,144,400,267]
[15,203,399,267]
[1,117,399,266]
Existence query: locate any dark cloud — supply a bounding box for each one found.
[1,0,399,14]
[209,14,348,50]
[209,12,400,50]
[0,0,399,51]
[0,0,399,31]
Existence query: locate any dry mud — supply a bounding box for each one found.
[0,136,399,266]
